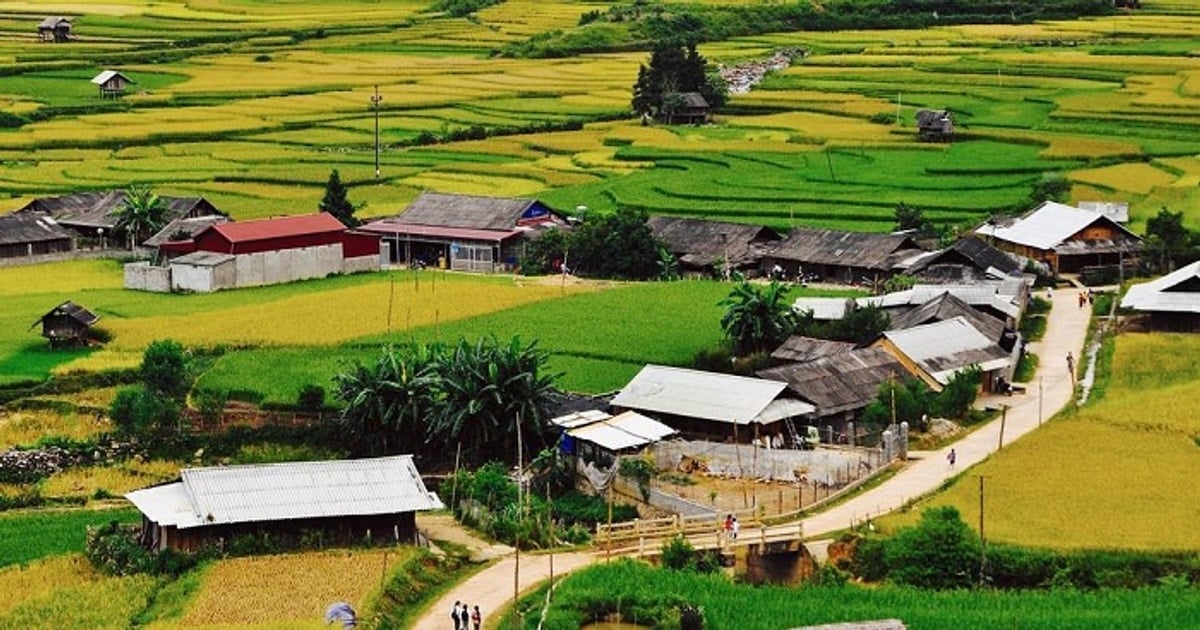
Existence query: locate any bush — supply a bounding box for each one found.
[551,490,636,527]
[661,534,695,570]
[885,506,981,589]
[86,521,199,577]
[296,384,326,411]
[848,535,888,582]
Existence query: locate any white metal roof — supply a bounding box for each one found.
[861,284,1021,319]
[91,70,131,85]
[975,201,1115,251]
[567,411,677,452]
[171,250,236,267]
[1121,261,1200,313]
[1078,200,1129,223]
[612,365,795,425]
[792,297,852,320]
[549,409,611,429]
[126,482,203,529]
[125,455,443,529]
[881,317,1011,385]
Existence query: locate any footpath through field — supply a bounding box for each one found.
[410,288,1091,628]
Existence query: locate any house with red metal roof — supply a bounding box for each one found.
[358,192,568,273]
[125,213,379,292]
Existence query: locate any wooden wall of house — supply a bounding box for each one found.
[0,239,72,258]
[1148,312,1200,333]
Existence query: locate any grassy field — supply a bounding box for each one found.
[876,332,1200,551]
[529,560,1200,630]
[0,508,139,568]
[0,2,1196,226]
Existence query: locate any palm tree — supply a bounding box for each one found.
[719,273,798,356]
[113,184,168,249]
[430,336,558,465]
[332,343,440,457]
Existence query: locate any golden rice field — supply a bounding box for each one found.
[877,333,1200,551]
[0,554,157,629]
[0,408,109,449]
[41,459,182,502]
[154,548,414,628]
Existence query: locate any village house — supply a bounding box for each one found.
[901,236,1025,284]
[1120,260,1200,332]
[125,213,380,292]
[757,347,913,439]
[770,336,856,364]
[647,216,781,277]
[611,365,815,445]
[873,316,1014,393]
[359,192,568,273]
[793,279,1027,329]
[31,301,99,347]
[888,292,1015,348]
[0,212,75,259]
[92,70,133,98]
[763,227,922,287]
[125,455,443,552]
[915,109,954,141]
[14,190,225,245]
[973,201,1142,275]
[38,17,73,42]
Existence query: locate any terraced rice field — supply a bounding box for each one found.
[0,2,1196,227]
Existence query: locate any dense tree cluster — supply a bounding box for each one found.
[719,276,797,356]
[331,336,558,465]
[861,366,983,430]
[521,207,666,280]
[631,41,727,120]
[109,339,191,440]
[1143,207,1200,273]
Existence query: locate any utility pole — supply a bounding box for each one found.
[1038,376,1044,426]
[371,84,382,179]
[997,404,1008,450]
[512,411,523,630]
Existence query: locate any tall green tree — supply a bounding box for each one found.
[319,169,358,227]
[631,41,727,119]
[108,338,191,439]
[1143,207,1197,273]
[719,275,798,356]
[568,207,663,279]
[114,184,168,249]
[332,343,440,457]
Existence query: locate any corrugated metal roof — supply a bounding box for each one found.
[391,192,563,231]
[171,250,235,267]
[792,297,853,320]
[567,411,677,452]
[1121,261,1200,313]
[754,397,817,423]
[126,455,442,529]
[861,284,1021,319]
[549,409,611,429]
[125,482,203,528]
[975,201,1129,251]
[881,317,1011,385]
[770,336,856,363]
[612,365,791,425]
[209,213,345,243]
[759,348,911,418]
[92,70,132,86]
[359,220,521,242]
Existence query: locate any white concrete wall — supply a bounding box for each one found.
[344,254,381,275]
[123,262,171,292]
[171,262,215,293]
[235,244,345,288]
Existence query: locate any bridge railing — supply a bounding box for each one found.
[596,508,759,549]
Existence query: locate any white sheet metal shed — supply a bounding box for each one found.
[568,411,677,452]
[125,455,443,529]
[1121,261,1200,313]
[611,365,814,425]
[549,409,611,429]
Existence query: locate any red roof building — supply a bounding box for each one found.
[194,213,347,254]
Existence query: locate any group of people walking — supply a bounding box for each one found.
[451,601,481,630]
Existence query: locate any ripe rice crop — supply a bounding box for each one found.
[0,260,123,295]
[41,460,183,502]
[0,569,156,629]
[0,409,108,449]
[1071,163,1178,195]
[175,548,415,626]
[877,333,1200,551]
[0,554,97,616]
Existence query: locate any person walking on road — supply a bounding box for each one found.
[458,604,470,630]
[947,448,956,467]
[1067,352,1076,384]
[471,606,482,630]
[451,602,461,630]
[731,516,740,541]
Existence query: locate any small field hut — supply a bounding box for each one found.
[38,17,72,42]
[31,300,99,347]
[91,70,133,98]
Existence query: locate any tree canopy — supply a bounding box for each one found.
[319,169,359,227]
[114,184,168,248]
[631,41,727,120]
[521,207,664,280]
[719,275,798,356]
[1143,207,1198,273]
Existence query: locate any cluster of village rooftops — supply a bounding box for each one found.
[14,189,1191,552]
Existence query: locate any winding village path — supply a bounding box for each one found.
[410,287,1092,630]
